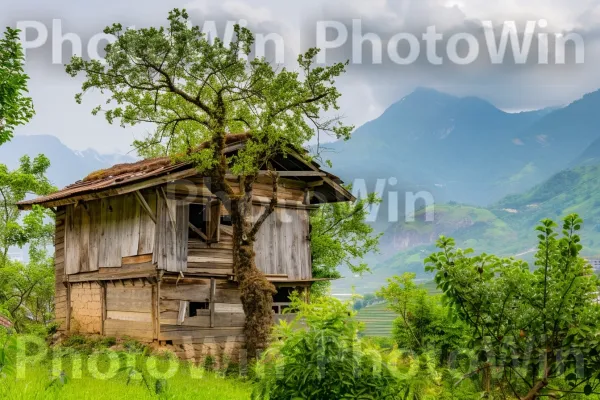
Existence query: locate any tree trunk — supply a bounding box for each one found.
[230,197,276,361]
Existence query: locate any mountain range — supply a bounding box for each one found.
[0,135,136,189]
[323,87,600,209]
[323,87,600,292]
[3,87,600,293]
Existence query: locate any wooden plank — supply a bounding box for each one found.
[79,204,90,273]
[88,200,101,271]
[208,200,221,243]
[188,256,233,263]
[214,312,245,327]
[177,300,188,326]
[138,190,157,255]
[159,326,244,342]
[210,278,215,328]
[176,201,189,272]
[134,190,157,223]
[106,311,152,322]
[67,263,156,282]
[121,194,141,257]
[160,299,180,313]
[152,283,158,340]
[186,267,234,276]
[165,197,178,272]
[122,254,153,265]
[101,283,106,335]
[160,281,241,304]
[215,303,244,313]
[160,283,211,302]
[181,315,211,327]
[65,205,81,275]
[100,196,122,268]
[104,319,154,340]
[66,283,71,332]
[153,191,165,267]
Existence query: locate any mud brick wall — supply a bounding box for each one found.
[70,282,103,334]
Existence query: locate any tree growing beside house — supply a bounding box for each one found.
[0,27,55,330]
[0,27,34,145]
[65,9,352,357]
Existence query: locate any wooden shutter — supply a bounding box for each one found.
[207,200,221,243]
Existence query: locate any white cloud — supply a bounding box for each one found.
[4,0,600,153]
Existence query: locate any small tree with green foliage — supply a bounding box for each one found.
[0,29,55,331]
[310,190,381,295]
[253,294,403,399]
[0,156,55,331]
[378,273,467,365]
[425,214,600,399]
[0,28,34,145]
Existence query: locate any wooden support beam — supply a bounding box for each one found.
[189,222,208,241]
[66,283,72,333]
[101,282,107,335]
[177,301,188,326]
[220,225,233,236]
[134,190,157,224]
[270,171,325,177]
[160,187,177,232]
[210,278,216,328]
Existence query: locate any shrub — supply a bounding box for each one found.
[253,294,402,399]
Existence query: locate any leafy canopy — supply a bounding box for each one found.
[0,28,34,145]
[310,188,382,295]
[378,273,467,361]
[66,9,352,176]
[0,156,55,331]
[425,214,600,399]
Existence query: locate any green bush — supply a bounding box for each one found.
[253,294,402,399]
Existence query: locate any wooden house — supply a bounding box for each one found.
[17,135,353,361]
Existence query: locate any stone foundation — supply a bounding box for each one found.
[70,282,103,334]
[159,339,246,370]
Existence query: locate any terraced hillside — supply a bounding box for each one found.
[356,302,396,337]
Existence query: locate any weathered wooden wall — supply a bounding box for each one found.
[187,230,234,276]
[159,278,245,344]
[104,281,155,342]
[253,206,312,280]
[54,207,68,331]
[64,190,157,275]
[154,195,188,272]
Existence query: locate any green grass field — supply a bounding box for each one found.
[0,340,253,400]
[1,364,252,400]
[356,302,396,337]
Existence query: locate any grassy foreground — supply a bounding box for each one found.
[0,335,252,400]
[1,364,252,400]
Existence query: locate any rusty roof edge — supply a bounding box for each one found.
[17,140,353,209]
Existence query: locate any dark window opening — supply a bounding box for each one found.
[272,287,297,314]
[189,302,210,317]
[220,215,232,226]
[273,287,295,303]
[189,203,208,238]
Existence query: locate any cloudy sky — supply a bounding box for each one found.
[3,0,600,154]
